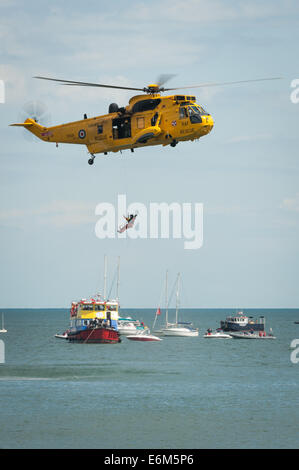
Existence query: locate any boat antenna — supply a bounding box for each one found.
[175,272,180,324]
[116,256,120,301]
[165,270,168,326]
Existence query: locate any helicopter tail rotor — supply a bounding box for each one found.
[18,100,51,141]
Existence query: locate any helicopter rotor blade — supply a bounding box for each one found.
[34,76,146,92]
[163,77,283,91]
[156,74,176,87]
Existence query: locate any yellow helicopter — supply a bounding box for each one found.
[10,75,281,165]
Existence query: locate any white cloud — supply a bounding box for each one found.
[0,201,96,228]
[225,133,272,144]
[280,193,299,213]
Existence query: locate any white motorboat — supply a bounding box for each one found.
[54,331,69,339]
[117,317,146,335]
[204,329,232,338]
[127,329,162,342]
[229,330,276,339]
[0,314,7,333]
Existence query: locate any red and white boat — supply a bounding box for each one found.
[126,329,162,342]
[66,296,121,344]
[56,256,121,344]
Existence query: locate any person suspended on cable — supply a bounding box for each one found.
[117,213,138,233]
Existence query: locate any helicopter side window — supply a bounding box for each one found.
[179,107,188,119]
[97,124,103,134]
[137,117,145,129]
[112,117,131,139]
[151,112,159,126]
[132,99,161,114]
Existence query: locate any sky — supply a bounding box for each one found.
[0,0,298,308]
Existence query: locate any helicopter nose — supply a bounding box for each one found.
[207,115,214,129]
[202,114,214,134]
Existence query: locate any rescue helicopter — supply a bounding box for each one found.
[10,74,281,165]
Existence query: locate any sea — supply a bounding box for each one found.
[0,308,298,449]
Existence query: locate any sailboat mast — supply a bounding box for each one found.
[175,273,180,324]
[165,270,168,325]
[103,255,107,301]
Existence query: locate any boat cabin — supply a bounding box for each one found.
[70,297,119,331]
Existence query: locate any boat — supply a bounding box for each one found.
[0,314,7,333]
[127,329,162,342]
[61,256,121,344]
[204,329,232,338]
[54,331,69,339]
[162,322,199,337]
[158,272,199,337]
[117,316,146,335]
[67,296,121,343]
[220,311,266,332]
[229,329,276,340]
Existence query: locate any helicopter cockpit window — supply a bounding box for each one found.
[196,105,208,115]
[188,106,202,124]
[132,99,161,114]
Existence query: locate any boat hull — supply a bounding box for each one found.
[55,333,68,339]
[161,328,199,337]
[230,332,276,339]
[67,327,121,343]
[204,333,232,338]
[127,335,162,341]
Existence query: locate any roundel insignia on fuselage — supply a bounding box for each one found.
[78,129,86,139]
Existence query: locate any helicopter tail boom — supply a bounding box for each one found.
[10,118,51,141]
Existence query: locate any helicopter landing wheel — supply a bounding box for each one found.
[88,153,96,165]
[170,140,177,147]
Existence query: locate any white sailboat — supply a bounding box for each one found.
[159,272,199,337]
[0,314,7,333]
